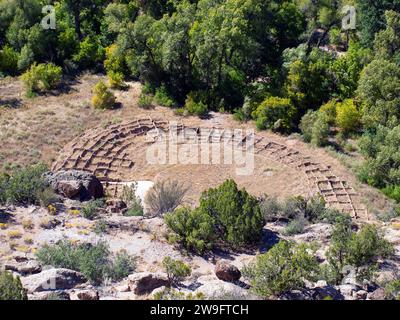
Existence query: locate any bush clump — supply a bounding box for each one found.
[145,180,187,216]
[162,257,191,286]
[325,219,394,284]
[0,163,48,206]
[121,183,144,217]
[92,80,116,109]
[21,63,62,96]
[184,95,208,118]
[36,240,136,284]
[253,97,296,134]
[154,86,175,107]
[165,207,215,254]
[165,180,264,253]
[0,271,27,300]
[242,240,320,298]
[81,199,105,220]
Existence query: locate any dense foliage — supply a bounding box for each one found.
[0,163,48,206]
[165,179,264,253]
[0,271,27,300]
[2,1,400,202]
[242,240,320,297]
[36,240,136,284]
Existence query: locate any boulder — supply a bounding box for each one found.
[335,284,361,300]
[44,170,104,201]
[128,272,169,295]
[367,288,386,300]
[195,279,255,300]
[72,290,99,300]
[18,260,42,275]
[21,268,86,293]
[280,289,313,300]
[311,285,344,300]
[215,260,241,283]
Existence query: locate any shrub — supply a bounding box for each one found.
[335,99,361,134]
[284,215,307,235]
[121,184,144,217]
[198,179,264,248]
[326,220,394,284]
[0,271,27,300]
[107,71,125,89]
[162,257,191,286]
[311,112,330,147]
[145,180,187,216]
[138,92,154,109]
[36,240,135,284]
[0,45,18,76]
[2,163,48,205]
[108,250,137,281]
[93,219,108,235]
[153,288,204,300]
[242,240,320,298]
[252,97,296,133]
[21,63,62,96]
[154,86,175,107]
[81,199,105,220]
[184,95,208,118]
[36,187,60,207]
[259,196,282,222]
[385,279,400,300]
[319,100,338,125]
[165,207,215,254]
[300,110,318,143]
[92,81,116,109]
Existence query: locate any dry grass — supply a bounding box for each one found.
[7,230,22,239]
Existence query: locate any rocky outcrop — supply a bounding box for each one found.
[21,268,86,293]
[195,276,255,299]
[128,272,169,295]
[367,288,387,300]
[71,290,100,300]
[44,170,104,201]
[215,260,241,283]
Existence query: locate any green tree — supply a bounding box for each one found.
[357,59,400,129]
[253,97,296,133]
[198,179,264,248]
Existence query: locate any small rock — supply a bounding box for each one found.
[355,290,368,300]
[128,272,169,295]
[114,283,130,293]
[106,199,127,213]
[215,260,241,283]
